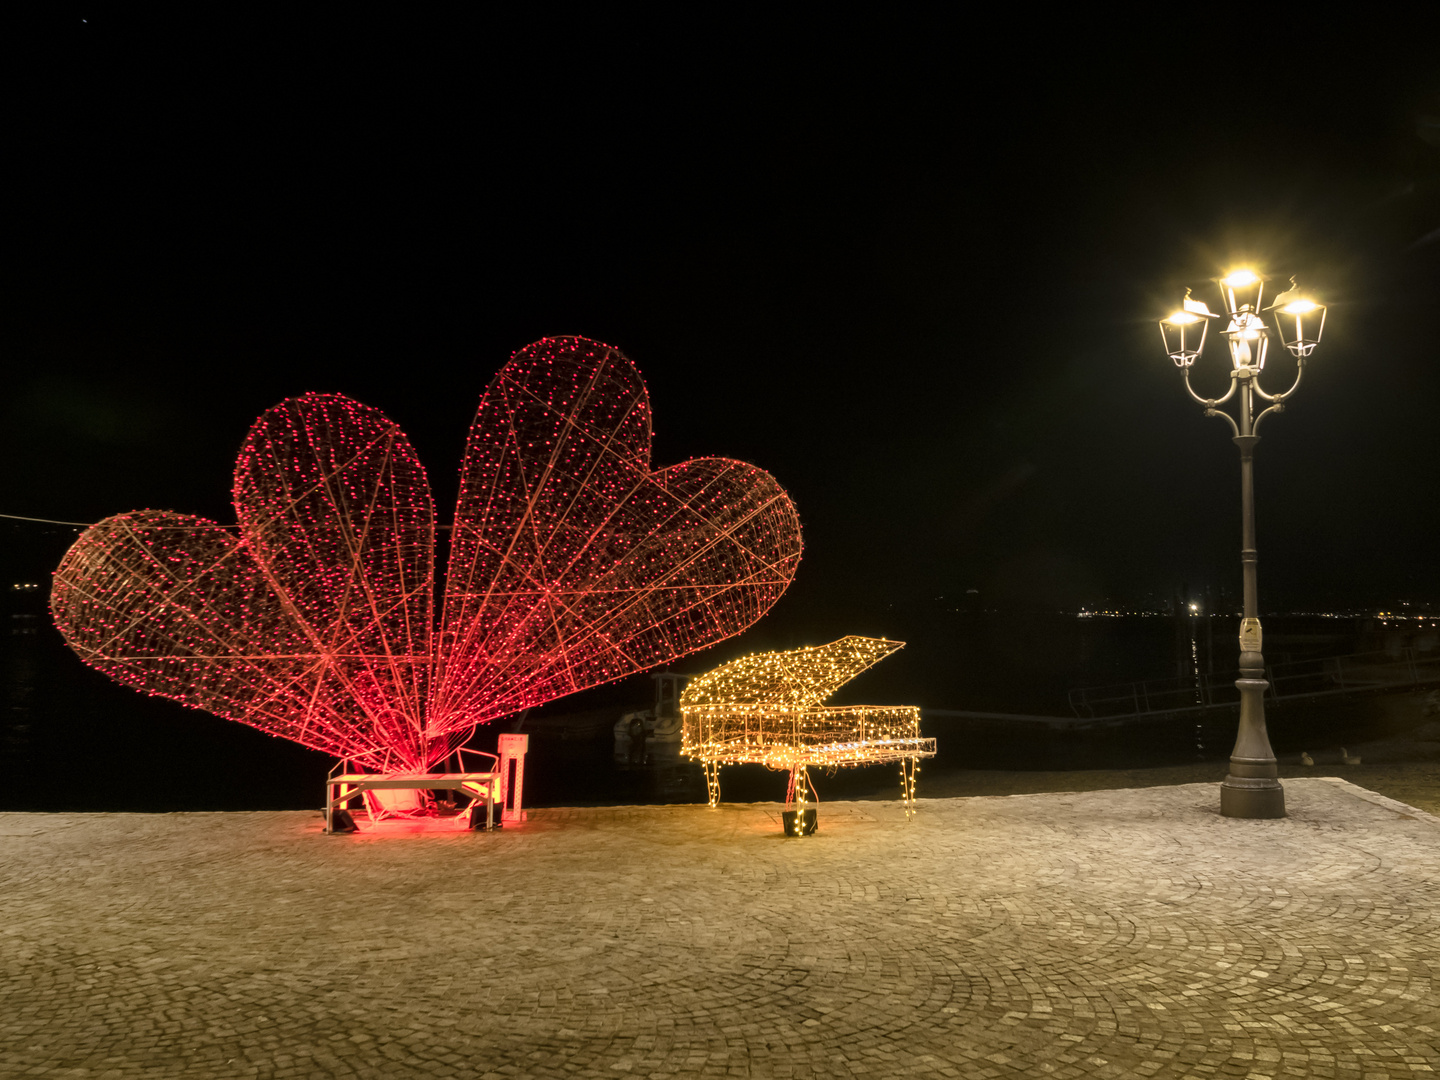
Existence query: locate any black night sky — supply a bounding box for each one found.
[3,11,1440,803]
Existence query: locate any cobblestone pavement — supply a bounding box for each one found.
[3,778,1438,1079]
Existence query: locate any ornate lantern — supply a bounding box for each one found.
[1266,279,1326,358]
[1216,268,1270,370]
[1159,290,1217,367]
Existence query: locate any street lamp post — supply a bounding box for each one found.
[1159,270,1326,819]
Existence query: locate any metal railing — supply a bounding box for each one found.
[1068,647,1440,720]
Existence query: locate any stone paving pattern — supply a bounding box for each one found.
[2,777,1438,1079]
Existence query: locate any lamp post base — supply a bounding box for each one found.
[1220,775,1285,819]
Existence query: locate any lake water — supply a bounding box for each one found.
[6,603,1415,811]
[5,515,1423,811]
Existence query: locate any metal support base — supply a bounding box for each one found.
[782,808,817,835]
[1220,775,1285,818]
[468,804,502,829]
[1223,672,1286,819]
[328,807,358,833]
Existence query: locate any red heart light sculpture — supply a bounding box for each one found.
[51,337,803,771]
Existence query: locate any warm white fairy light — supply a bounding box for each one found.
[681,636,935,822]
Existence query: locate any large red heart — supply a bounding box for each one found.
[51,337,803,770]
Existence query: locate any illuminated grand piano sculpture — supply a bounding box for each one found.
[681,637,936,835]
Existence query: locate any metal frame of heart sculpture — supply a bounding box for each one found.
[51,336,803,774]
[679,636,935,831]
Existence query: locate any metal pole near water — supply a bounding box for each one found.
[1159,270,1327,819]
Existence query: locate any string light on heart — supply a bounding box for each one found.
[51,337,804,772]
